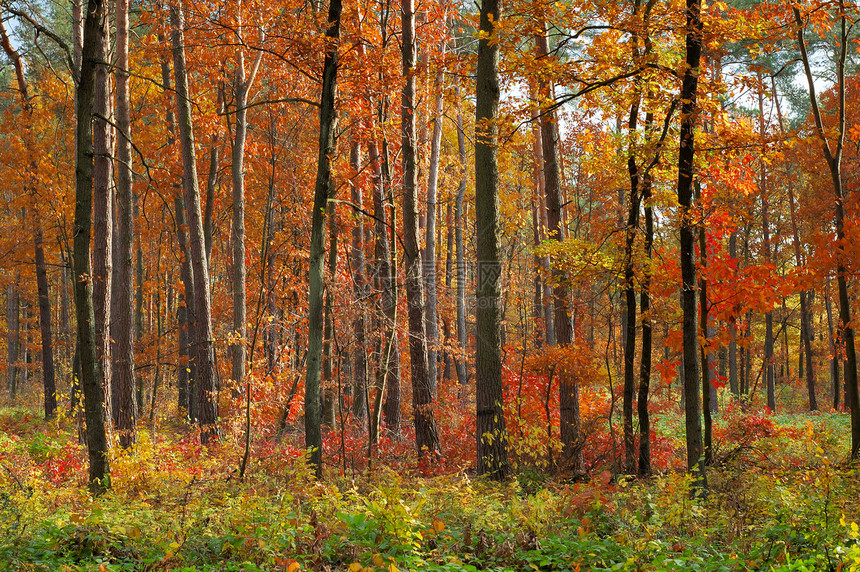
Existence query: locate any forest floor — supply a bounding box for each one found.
[0,404,859,571]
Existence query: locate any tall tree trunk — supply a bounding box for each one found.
[475,0,508,478]
[402,0,439,455]
[825,281,839,409]
[350,140,367,420]
[231,5,262,395]
[728,232,738,396]
[677,0,706,490]
[369,139,399,441]
[305,0,342,476]
[698,191,712,466]
[454,87,468,386]
[759,88,776,413]
[322,204,338,427]
[536,19,580,470]
[74,0,111,494]
[92,7,112,425]
[622,96,641,475]
[637,169,654,476]
[423,60,444,399]
[112,0,136,448]
[6,281,18,399]
[170,0,218,442]
[158,38,196,417]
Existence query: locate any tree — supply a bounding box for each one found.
[677,0,706,490]
[170,0,218,443]
[111,0,136,448]
[305,0,343,477]
[74,0,111,494]
[475,0,508,479]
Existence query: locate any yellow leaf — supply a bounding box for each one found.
[388,564,399,572]
[432,517,445,533]
[373,553,385,567]
[348,563,362,572]
[287,562,301,572]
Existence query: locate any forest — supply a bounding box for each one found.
[1,0,860,569]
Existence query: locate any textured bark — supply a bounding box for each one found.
[728,232,738,396]
[698,196,712,466]
[231,10,252,394]
[622,96,641,475]
[475,0,508,478]
[350,141,368,420]
[637,171,654,476]
[322,203,338,427]
[305,0,342,476]
[112,0,136,448]
[158,39,195,417]
[74,0,110,494]
[759,89,776,413]
[454,89,468,386]
[7,281,19,398]
[92,9,112,424]
[171,0,218,442]
[402,0,439,456]
[423,63,444,399]
[677,0,706,490]
[368,139,400,440]
[536,20,581,471]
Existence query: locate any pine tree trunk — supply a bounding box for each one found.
[112,0,137,448]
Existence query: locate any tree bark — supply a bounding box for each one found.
[92,5,112,425]
[402,0,439,456]
[475,0,508,478]
[305,0,342,476]
[423,60,445,399]
[454,86,468,386]
[677,0,706,490]
[170,0,218,442]
[74,0,111,494]
[112,0,136,448]
[350,140,367,420]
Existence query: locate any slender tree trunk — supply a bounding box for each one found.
[536,19,581,471]
[92,8,112,425]
[402,0,439,455]
[728,232,738,396]
[6,281,18,398]
[74,0,111,494]
[622,96,642,475]
[698,196,712,465]
[825,281,839,410]
[475,0,508,478]
[677,0,706,490]
[637,170,654,476]
[322,204,338,427]
[350,140,367,420]
[759,90,776,413]
[423,60,445,399]
[159,39,196,417]
[455,87,468,386]
[369,139,399,440]
[171,0,218,442]
[305,0,342,476]
[112,0,136,448]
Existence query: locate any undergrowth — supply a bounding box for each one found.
[1,406,860,571]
